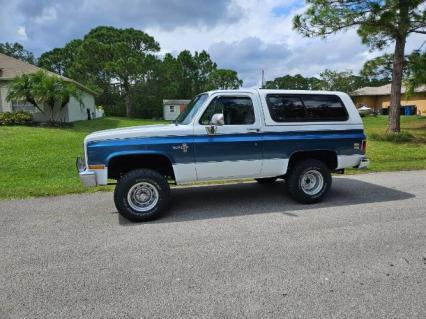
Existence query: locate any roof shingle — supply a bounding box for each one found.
[0,53,97,95]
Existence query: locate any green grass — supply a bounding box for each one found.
[0,117,166,200]
[0,115,425,200]
[348,115,426,174]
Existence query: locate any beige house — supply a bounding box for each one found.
[352,83,426,116]
[0,53,97,122]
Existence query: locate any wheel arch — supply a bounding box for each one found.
[107,151,175,180]
[287,150,338,172]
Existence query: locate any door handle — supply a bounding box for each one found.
[247,128,260,133]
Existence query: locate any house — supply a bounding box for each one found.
[163,99,190,120]
[0,53,97,122]
[352,83,426,116]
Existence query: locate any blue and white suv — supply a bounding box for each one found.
[77,89,369,221]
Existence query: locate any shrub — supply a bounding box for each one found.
[13,111,32,125]
[0,111,32,126]
[0,112,14,125]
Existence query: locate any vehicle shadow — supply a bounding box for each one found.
[117,177,415,225]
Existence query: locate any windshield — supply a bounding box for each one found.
[174,93,209,125]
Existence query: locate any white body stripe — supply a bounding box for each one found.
[173,163,197,183]
[174,159,288,183]
[173,155,364,184]
[261,158,289,176]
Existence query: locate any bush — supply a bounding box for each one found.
[0,112,14,125]
[369,131,416,143]
[0,111,32,126]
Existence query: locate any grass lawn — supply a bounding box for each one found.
[350,115,426,173]
[0,117,166,200]
[0,115,425,200]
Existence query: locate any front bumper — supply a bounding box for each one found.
[355,157,369,169]
[76,156,97,187]
[79,170,97,187]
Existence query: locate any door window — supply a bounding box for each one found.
[200,96,255,125]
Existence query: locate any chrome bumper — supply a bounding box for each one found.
[79,170,97,187]
[355,157,369,169]
[76,156,97,187]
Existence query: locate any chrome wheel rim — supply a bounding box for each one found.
[127,182,159,212]
[300,169,324,195]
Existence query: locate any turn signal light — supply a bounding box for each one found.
[88,164,105,170]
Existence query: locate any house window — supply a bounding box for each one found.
[169,105,175,112]
[11,101,37,113]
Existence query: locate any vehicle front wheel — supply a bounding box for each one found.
[286,159,331,204]
[114,169,171,222]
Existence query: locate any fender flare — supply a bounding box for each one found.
[106,150,175,167]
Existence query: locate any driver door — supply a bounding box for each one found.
[193,93,262,181]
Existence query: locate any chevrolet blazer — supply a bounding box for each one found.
[77,89,369,221]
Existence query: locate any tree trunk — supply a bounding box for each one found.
[388,36,406,133]
[124,94,132,118]
[123,81,132,117]
[388,1,408,133]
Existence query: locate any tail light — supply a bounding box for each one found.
[361,140,367,154]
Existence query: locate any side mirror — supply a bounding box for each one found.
[210,113,224,126]
[206,113,224,135]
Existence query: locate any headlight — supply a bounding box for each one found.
[76,156,86,172]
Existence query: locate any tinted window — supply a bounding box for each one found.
[200,96,255,125]
[265,96,304,121]
[266,94,348,122]
[302,95,348,121]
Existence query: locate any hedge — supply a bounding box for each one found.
[0,111,33,125]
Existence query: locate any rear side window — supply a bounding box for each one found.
[266,94,348,122]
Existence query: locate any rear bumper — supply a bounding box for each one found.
[355,157,369,169]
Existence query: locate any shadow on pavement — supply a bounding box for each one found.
[118,178,415,225]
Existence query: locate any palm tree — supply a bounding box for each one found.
[7,70,82,123]
[6,72,46,117]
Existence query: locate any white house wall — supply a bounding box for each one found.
[0,83,12,112]
[66,91,96,122]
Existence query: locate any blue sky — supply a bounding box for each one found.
[0,0,423,87]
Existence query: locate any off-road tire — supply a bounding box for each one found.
[114,169,171,222]
[286,159,331,204]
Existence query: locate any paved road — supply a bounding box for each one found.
[1,170,426,319]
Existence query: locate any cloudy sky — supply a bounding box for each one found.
[1,0,423,87]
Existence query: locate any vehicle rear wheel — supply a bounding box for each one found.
[286,159,331,204]
[255,177,278,184]
[114,169,171,222]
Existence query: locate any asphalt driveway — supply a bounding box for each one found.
[1,170,426,318]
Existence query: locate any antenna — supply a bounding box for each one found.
[261,69,265,88]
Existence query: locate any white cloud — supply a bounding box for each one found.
[17,26,28,39]
[0,0,424,87]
